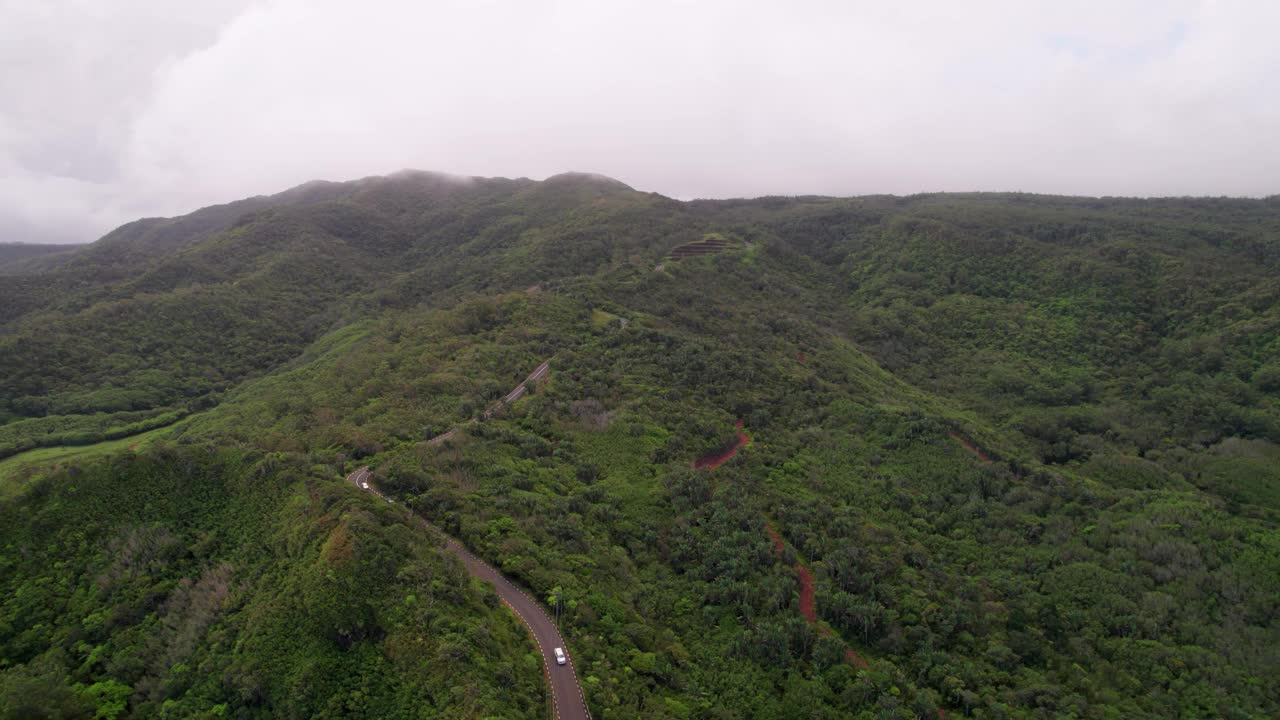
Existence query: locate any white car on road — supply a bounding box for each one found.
[553,647,566,666]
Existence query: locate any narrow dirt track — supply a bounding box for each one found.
[692,419,751,470]
[764,518,869,670]
[948,432,991,463]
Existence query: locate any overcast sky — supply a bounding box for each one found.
[2,0,1278,244]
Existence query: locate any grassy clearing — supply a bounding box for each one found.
[590,308,620,330]
[575,419,669,509]
[0,421,182,496]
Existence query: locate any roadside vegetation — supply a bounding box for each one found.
[0,447,542,719]
[1,174,1277,718]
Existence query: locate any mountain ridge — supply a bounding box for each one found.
[0,169,1277,719]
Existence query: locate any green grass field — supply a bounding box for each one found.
[0,422,181,497]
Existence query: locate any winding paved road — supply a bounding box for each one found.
[345,359,591,719]
[427,360,552,443]
[444,534,590,720]
[346,467,590,720]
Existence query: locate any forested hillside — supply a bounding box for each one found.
[2,173,1276,719]
[0,243,84,274]
[0,448,542,719]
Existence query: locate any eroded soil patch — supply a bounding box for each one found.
[693,420,751,470]
[949,432,991,463]
[765,519,868,669]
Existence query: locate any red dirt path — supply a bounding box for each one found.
[693,420,752,470]
[949,432,991,463]
[795,563,817,623]
[707,431,875,670]
[764,520,869,669]
[765,521,786,557]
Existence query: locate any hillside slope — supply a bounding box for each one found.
[1,174,1277,719]
[0,448,543,719]
[0,243,86,274]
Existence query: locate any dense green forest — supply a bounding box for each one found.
[2,172,1277,718]
[0,243,85,274]
[0,447,543,719]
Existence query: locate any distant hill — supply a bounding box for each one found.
[0,241,85,274]
[1,171,1277,719]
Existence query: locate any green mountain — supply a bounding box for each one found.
[1,172,1277,719]
[0,243,86,275]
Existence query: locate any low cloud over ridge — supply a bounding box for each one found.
[2,0,1277,244]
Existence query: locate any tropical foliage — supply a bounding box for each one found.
[1,174,1277,718]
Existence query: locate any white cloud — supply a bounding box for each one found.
[1,0,1277,243]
